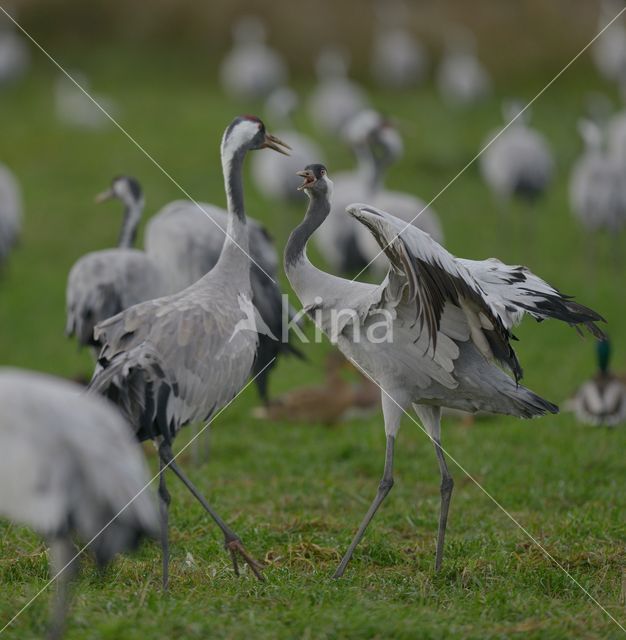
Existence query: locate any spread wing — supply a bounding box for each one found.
[347,203,604,382]
[457,258,605,335]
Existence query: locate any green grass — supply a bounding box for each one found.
[0,46,625,639]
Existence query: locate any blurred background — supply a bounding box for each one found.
[0,1,625,636]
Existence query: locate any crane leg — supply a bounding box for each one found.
[158,458,171,591]
[158,442,265,581]
[432,434,454,571]
[46,536,78,640]
[333,434,396,579]
[414,404,454,571]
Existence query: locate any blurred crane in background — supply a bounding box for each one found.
[66,176,165,355]
[0,368,157,640]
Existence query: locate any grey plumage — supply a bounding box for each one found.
[370,1,428,89]
[144,196,301,406]
[308,48,370,135]
[570,119,626,234]
[65,176,165,350]
[0,368,157,639]
[480,102,554,204]
[436,27,491,108]
[219,16,287,101]
[285,165,605,577]
[0,162,22,268]
[592,0,626,83]
[89,116,290,585]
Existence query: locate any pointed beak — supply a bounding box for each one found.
[296,170,316,190]
[94,188,114,204]
[262,133,291,155]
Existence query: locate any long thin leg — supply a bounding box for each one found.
[333,434,395,578]
[158,442,264,581]
[432,435,454,571]
[414,404,454,571]
[158,458,171,591]
[46,537,79,640]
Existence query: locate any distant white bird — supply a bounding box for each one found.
[0,17,29,86]
[570,119,626,235]
[436,28,491,108]
[308,48,369,135]
[480,102,554,205]
[89,116,290,586]
[285,164,604,577]
[66,176,165,352]
[251,87,325,202]
[370,1,428,89]
[0,368,157,640]
[219,16,287,101]
[565,338,626,427]
[592,0,626,83]
[54,71,118,130]
[0,162,22,268]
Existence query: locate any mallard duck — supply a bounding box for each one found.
[565,338,626,427]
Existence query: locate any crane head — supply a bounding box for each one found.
[296,164,332,195]
[95,175,142,205]
[222,115,291,158]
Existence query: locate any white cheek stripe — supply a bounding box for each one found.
[221,120,261,161]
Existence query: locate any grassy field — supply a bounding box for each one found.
[0,45,625,639]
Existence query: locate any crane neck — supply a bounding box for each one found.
[117,198,143,249]
[214,145,251,279]
[284,189,330,270]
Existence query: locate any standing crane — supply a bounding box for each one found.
[480,101,554,205]
[569,119,626,265]
[307,48,369,136]
[592,0,626,83]
[436,27,491,108]
[144,186,302,410]
[370,0,428,90]
[219,16,287,101]
[66,176,165,353]
[89,116,290,587]
[285,164,604,577]
[0,368,157,640]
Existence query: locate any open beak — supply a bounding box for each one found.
[262,133,291,155]
[94,188,114,204]
[296,170,316,191]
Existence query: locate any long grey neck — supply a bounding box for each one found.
[285,190,330,269]
[117,199,143,249]
[214,147,251,277]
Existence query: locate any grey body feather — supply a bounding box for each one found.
[0,368,158,561]
[144,199,300,403]
[66,178,166,350]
